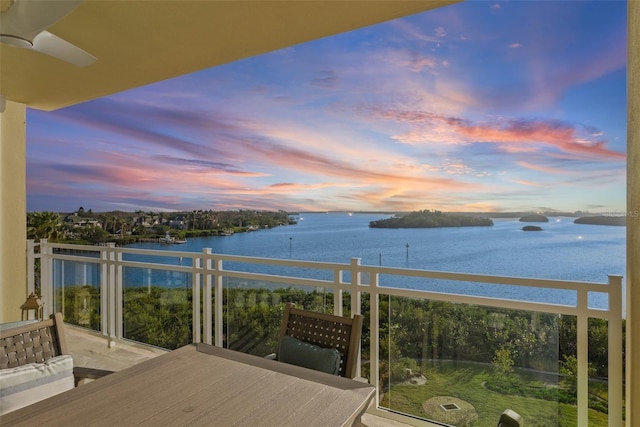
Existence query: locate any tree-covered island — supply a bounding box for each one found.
[519,214,549,222]
[574,215,626,226]
[369,209,493,228]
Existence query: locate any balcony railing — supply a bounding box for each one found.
[28,239,623,427]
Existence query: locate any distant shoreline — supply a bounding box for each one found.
[574,216,626,226]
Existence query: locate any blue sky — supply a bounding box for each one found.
[26,1,627,214]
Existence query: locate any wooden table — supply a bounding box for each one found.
[0,343,375,426]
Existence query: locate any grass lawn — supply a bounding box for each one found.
[379,363,609,426]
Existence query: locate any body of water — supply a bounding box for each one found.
[124,213,626,310]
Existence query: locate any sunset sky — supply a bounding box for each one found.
[26,1,628,214]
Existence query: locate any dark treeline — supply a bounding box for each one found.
[370,209,494,228]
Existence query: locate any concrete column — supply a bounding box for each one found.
[627,1,639,425]
[0,100,27,322]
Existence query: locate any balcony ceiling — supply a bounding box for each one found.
[0,0,458,111]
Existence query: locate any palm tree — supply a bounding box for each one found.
[27,211,61,241]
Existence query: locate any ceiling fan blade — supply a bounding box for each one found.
[1,0,84,40]
[32,30,96,67]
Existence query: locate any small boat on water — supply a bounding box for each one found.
[159,232,186,244]
[159,233,174,244]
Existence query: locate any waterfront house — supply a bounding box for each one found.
[1,1,638,425]
[64,216,102,229]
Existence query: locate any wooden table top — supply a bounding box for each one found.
[1,343,375,427]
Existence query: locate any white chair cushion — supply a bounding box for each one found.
[0,354,74,415]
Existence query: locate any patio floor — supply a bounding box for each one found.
[64,324,412,427]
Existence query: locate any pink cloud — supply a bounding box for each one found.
[513,179,548,188]
[364,106,625,161]
[516,161,569,175]
[456,119,626,160]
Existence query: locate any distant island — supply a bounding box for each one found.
[574,216,626,226]
[369,210,493,229]
[519,214,549,222]
[522,225,543,231]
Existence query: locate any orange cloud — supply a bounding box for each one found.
[456,120,625,159]
[516,161,568,175]
[367,105,624,161]
[513,179,548,188]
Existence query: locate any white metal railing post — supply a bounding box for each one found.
[26,239,35,295]
[106,243,117,347]
[100,245,109,337]
[350,258,362,316]
[40,239,53,318]
[214,257,224,347]
[334,268,343,316]
[192,253,202,344]
[60,260,65,319]
[369,270,380,409]
[350,258,362,377]
[576,288,589,426]
[115,245,123,341]
[203,249,213,344]
[608,275,623,427]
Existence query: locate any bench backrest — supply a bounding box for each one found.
[0,313,68,369]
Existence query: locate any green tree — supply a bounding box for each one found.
[76,226,110,243]
[560,354,596,393]
[27,211,61,241]
[492,346,515,376]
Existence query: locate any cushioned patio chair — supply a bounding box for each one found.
[271,302,364,379]
[0,312,112,415]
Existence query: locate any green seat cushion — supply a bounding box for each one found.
[277,336,341,375]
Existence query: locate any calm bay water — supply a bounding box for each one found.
[124,213,626,310]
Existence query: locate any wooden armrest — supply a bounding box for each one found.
[73,366,114,386]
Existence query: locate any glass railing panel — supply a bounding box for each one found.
[220,277,334,356]
[556,316,617,426]
[52,258,101,331]
[122,266,193,349]
[377,295,565,426]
